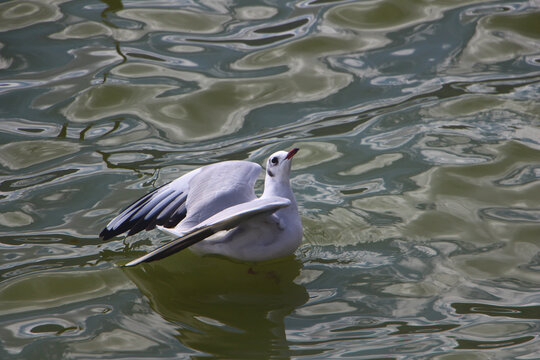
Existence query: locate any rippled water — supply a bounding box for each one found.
[1,0,539,358]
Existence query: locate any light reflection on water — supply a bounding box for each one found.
[0,0,539,358]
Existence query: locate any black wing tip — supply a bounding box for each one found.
[100,228,115,241]
[99,187,188,242]
[100,223,148,241]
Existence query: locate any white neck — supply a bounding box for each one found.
[262,174,295,203]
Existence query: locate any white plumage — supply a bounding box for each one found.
[100,148,302,266]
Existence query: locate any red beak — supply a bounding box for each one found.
[285,148,299,160]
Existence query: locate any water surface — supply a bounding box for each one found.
[0,0,539,358]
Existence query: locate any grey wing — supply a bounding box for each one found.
[99,161,261,241]
[175,160,262,230]
[124,197,291,267]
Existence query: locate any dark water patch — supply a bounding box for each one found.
[125,51,165,62]
[452,303,540,319]
[391,323,459,335]
[455,335,535,350]
[479,207,540,223]
[306,0,349,5]
[30,323,79,335]
[188,33,295,47]
[440,124,474,130]
[0,169,77,192]
[255,17,310,34]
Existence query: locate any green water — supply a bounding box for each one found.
[1,0,539,358]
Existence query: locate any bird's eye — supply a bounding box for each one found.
[271,157,278,165]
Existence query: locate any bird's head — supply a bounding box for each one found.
[265,148,299,182]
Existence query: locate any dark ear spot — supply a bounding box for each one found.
[267,169,274,177]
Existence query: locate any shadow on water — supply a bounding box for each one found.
[123,252,309,359]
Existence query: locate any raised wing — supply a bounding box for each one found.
[178,160,261,231]
[124,197,291,267]
[99,161,261,241]
[99,168,200,241]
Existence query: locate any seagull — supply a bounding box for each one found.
[100,148,302,267]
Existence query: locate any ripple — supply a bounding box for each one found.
[255,17,310,34]
[339,153,403,176]
[0,81,39,95]
[11,318,79,338]
[0,212,33,227]
[0,268,134,316]
[362,125,419,150]
[23,46,123,110]
[0,0,63,31]
[494,165,540,186]
[297,301,356,316]
[50,21,111,40]
[456,321,536,337]
[324,0,453,32]
[190,33,296,48]
[455,335,535,350]
[464,2,525,17]
[234,6,278,21]
[105,152,156,167]
[420,149,490,165]
[0,140,80,170]
[480,207,540,223]
[302,246,394,270]
[117,8,230,34]
[458,9,540,66]
[289,141,342,170]
[71,329,159,353]
[66,53,351,142]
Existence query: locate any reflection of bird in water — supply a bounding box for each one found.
[124,253,308,358]
[100,149,303,267]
